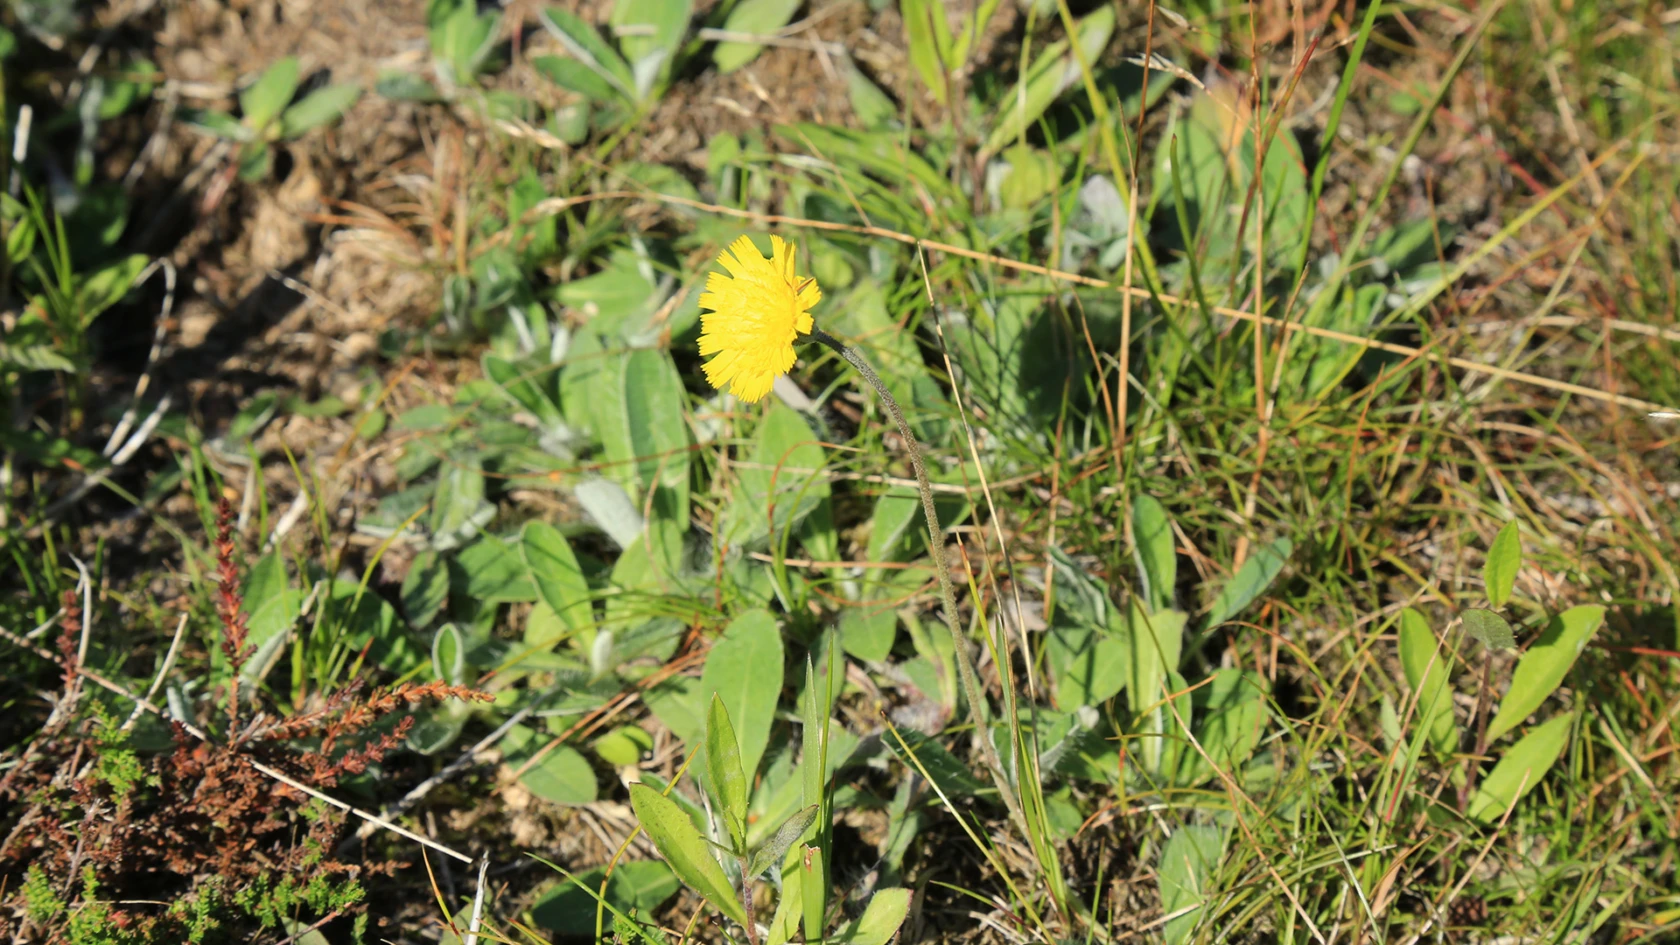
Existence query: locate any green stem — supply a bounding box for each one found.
[807,328,1026,834]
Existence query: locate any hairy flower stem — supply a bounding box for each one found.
[807,328,1027,834]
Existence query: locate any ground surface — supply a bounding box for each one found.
[3,1,1680,944]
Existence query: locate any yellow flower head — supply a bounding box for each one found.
[697,234,821,403]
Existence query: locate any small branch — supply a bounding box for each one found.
[463,855,492,945]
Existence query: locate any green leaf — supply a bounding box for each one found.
[538,7,634,98]
[1132,494,1176,614]
[885,730,985,798]
[501,724,597,806]
[241,57,301,130]
[374,70,442,102]
[774,124,957,204]
[533,54,621,101]
[833,887,911,945]
[901,0,954,102]
[596,349,691,528]
[1158,825,1223,945]
[982,5,1115,153]
[431,623,466,685]
[429,454,494,551]
[182,107,253,141]
[845,61,897,129]
[401,550,450,629]
[629,784,749,928]
[74,254,148,328]
[1462,609,1516,652]
[1485,606,1605,742]
[522,522,594,634]
[747,804,819,879]
[455,535,539,602]
[705,694,750,851]
[712,0,801,73]
[532,861,679,936]
[1184,670,1268,784]
[1398,607,1458,756]
[279,83,361,138]
[242,553,300,653]
[725,403,829,547]
[432,1,501,85]
[1127,602,1187,772]
[1044,620,1126,710]
[840,606,897,663]
[1204,538,1292,628]
[1468,714,1572,823]
[0,339,75,372]
[609,0,692,99]
[767,854,804,945]
[699,610,785,780]
[1484,521,1521,609]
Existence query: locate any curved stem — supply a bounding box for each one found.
[807,328,1026,833]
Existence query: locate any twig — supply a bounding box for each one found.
[344,683,564,849]
[68,555,94,667]
[462,855,492,945]
[0,621,476,866]
[122,612,189,732]
[271,910,342,945]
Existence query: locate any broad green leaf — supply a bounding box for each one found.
[181,107,253,141]
[834,888,911,945]
[1158,825,1223,945]
[1462,609,1516,652]
[401,550,449,629]
[725,403,829,547]
[538,6,634,95]
[242,552,300,653]
[1468,714,1572,823]
[74,254,148,328]
[1485,606,1605,741]
[1176,670,1268,786]
[1484,521,1521,609]
[374,70,442,102]
[700,609,785,779]
[1132,494,1176,614]
[867,489,922,562]
[747,804,819,879]
[504,723,599,806]
[574,478,645,550]
[522,522,593,634]
[483,353,563,429]
[455,535,539,602]
[432,623,465,685]
[901,0,954,102]
[1127,602,1186,741]
[840,605,896,663]
[846,61,897,129]
[1204,538,1292,628]
[0,341,75,372]
[629,784,749,927]
[982,5,1115,152]
[596,349,690,528]
[531,861,679,936]
[278,83,361,137]
[713,0,801,73]
[1044,620,1126,710]
[767,854,804,945]
[533,54,621,101]
[429,454,493,551]
[240,57,300,129]
[706,694,749,850]
[610,0,692,99]
[1398,607,1458,757]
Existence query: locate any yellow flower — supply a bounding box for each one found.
[697,234,821,403]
